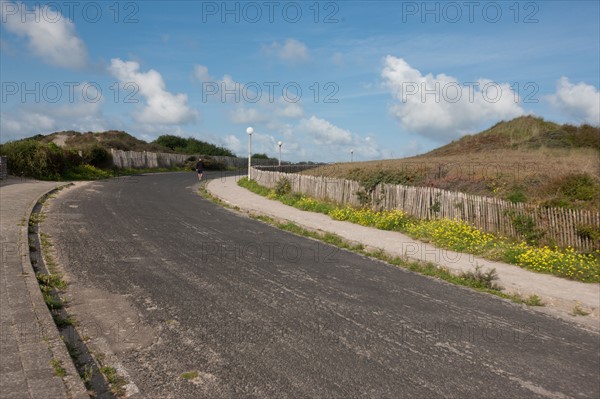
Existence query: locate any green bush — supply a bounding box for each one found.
[202,157,227,171]
[62,164,113,180]
[152,135,235,156]
[576,224,600,243]
[82,145,112,168]
[508,212,545,246]
[559,174,599,201]
[506,186,527,203]
[274,177,292,196]
[0,140,81,179]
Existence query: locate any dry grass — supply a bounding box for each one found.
[306,148,598,181]
[303,148,599,211]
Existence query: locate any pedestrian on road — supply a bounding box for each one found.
[195,157,205,181]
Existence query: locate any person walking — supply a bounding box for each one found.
[195,157,205,181]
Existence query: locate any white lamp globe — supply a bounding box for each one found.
[246,127,254,135]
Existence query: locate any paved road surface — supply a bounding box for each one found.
[44,172,599,398]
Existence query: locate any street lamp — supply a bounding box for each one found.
[277,141,283,167]
[247,126,253,179]
[350,149,354,162]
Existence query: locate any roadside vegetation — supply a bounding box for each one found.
[238,177,600,283]
[0,130,237,180]
[152,134,234,156]
[302,116,600,211]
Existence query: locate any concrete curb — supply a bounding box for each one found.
[20,184,89,399]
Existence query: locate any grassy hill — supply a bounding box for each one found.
[426,116,599,155]
[32,130,168,152]
[28,130,235,156]
[305,116,600,211]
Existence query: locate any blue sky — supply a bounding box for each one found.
[1,0,599,162]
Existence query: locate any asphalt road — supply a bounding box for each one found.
[45,172,599,399]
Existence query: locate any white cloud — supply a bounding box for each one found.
[193,64,213,82]
[0,112,55,139]
[547,77,600,125]
[299,116,353,145]
[263,38,309,64]
[381,56,524,140]
[223,135,244,155]
[295,116,383,161]
[0,104,108,142]
[222,117,381,162]
[109,58,197,125]
[229,107,267,124]
[1,1,87,69]
[193,64,305,124]
[275,102,304,118]
[0,80,110,141]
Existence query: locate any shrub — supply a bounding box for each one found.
[274,177,292,196]
[0,140,80,179]
[202,157,227,170]
[559,173,599,202]
[152,135,235,156]
[508,212,545,246]
[83,145,112,168]
[575,224,600,245]
[506,186,527,203]
[459,266,501,290]
[62,164,113,180]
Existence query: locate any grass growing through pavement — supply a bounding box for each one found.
[100,365,127,396]
[181,371,199,380]
[50,358,66,377]
[238,177,600,283]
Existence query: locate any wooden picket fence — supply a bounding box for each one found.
[250,167,600,251]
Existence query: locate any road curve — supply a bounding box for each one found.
[44,172,599,399]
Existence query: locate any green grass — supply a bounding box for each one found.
[180,371,199,380]
[239,177,337,214]
[53,314,76,328]
[36,272,67,291]
[81,365,94,389]
[100,365,127,396]
[62,164,114,180]
[50,358,66,377]
[523,294,544,306]
[238,177,272,196]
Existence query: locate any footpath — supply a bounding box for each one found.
[206,175,600,332]
[0,177,88,399]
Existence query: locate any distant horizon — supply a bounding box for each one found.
[1,1,598,162]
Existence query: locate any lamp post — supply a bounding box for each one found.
[247,126,253,180]
[277,141,283,167]
[350,149,354,162]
